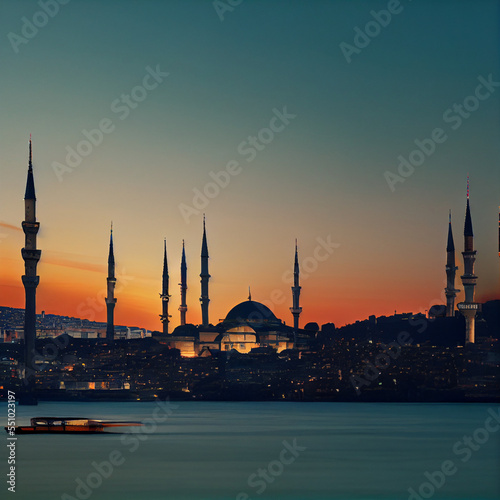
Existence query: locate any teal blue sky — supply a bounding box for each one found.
[1,0,499,330]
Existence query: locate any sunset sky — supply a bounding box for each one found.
[1,0,499,332]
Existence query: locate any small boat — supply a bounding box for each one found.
[5,417,143,434]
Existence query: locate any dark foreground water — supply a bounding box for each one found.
[2,401,499,500]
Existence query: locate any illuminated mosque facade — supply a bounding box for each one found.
[153,218,312,357]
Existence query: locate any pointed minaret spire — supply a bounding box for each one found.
[445,211,459,317]
[294,239,299,275]
[105,223,117,341]
[160,239,171,334]
[25,136,36,201]
[248,287,252,301]
[458,177,479,343]
[179,240,188,326]
[464,178,473,241]
[163,238,168,279]
[108,222,115,269]
[446,210,454,252]
[200,215,210,327]
[290,239,302,332]
[21,137,41,404]
[201,214,209,257]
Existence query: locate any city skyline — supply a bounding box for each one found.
[1,1,499,332]
[1,141,498,333]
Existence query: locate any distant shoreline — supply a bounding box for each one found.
[2,390,498,404]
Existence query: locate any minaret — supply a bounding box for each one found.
[200,215,210,327]
[105,224,117,341]
[290,240,302,330]
[179,240,188,325]
[159,239,171,334]
[21,138,41,405]
[445,211,459,317]
[458,177,479,343]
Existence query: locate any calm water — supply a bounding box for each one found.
[2,401,499,500]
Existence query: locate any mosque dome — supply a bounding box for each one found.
[223,300,281,325]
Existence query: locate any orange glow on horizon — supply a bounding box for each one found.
[2,220,499,333]
[3,267,498,333]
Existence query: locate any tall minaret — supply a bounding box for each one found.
[160,239,171,334]
[21,138,41,405]
[105,224,117,341]
[290,240,302,330]
[458,177,479,343]
[179,240,188,325]
[200,215,210,327]
[445,211,459,317]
